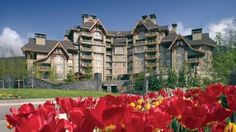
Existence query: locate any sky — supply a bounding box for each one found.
[0,0,236,56]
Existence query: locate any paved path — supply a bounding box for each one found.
[0,98,54,132]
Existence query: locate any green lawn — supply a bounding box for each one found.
[0,88,112,99]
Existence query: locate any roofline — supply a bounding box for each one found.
[168,35,205,55]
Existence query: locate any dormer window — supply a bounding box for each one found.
[94,31,103,40]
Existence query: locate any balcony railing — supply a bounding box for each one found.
[145,55,157,60]
[147,62,157,67]
[81,39,93,44]
[81,32,93,37]
[106,51,112,55]
[136,40,145,44]
[186,58,200,63]
[38,66,50,71]
[128,57,133,62]
[146,48,157,52]
[106,65,112,69]
[81,47,93,52]
[81,55,92,59]
[145,32,157,37]
[146,40,157,45]
[81,63,92,67]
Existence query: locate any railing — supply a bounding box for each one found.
[81,55,92,59]
[146,40,157,45]
[147,63,157,67]
[106,51,112,55]
[81,32,93,37]
[81,39,93,44]
[136,40,145,44]
[81,63,92,67]
[106,58,112,62]
[81,47,93,52]
[128,57,133,62]
[106,65,112,69]
[145,32,157,37]
[146,48,156,52]
[145,55,157,59]
[186,58,200,63]
[39,66,50,71]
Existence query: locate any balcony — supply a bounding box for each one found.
[136,40,145,45]
[106,57,112,62]
[186,58,200,63]
[106,51,112,55]
[38,66,50,71]
[128,57,133,62]
[81,47,93,52]
[146,48,157,52]
[81,55,93,60]
[146,40,157,45]
[147,63,157,67]
[145,32,157,37]
[81,39,93,45]
[81,32,93,37]
[81,62,92,67]
[145,55,157,60]
[106,65,112,69]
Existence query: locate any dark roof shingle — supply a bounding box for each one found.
[22,38,77,53]
[184,33,216,47]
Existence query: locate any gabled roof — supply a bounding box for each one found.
[81,21,95,29]
[141,19,158,30]
[161,32,178,43]
[132,18,169,34]
[22,38,77,53]
[81,19,108,34]
[165,35,205,55]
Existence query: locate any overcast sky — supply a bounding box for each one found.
[0,0,235,56]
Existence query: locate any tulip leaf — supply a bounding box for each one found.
[219,94,228,109]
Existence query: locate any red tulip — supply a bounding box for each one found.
[205,83,223,97]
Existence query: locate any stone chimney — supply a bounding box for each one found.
[171,23,177,33]
[82,14,97,24]
[35,33,46,45]
[192,28,202,40]
[142,15,148,20]
[149,14,157,25]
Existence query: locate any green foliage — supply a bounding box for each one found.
[177,68,187,87]
[212,50,236,84]
[134,72,145,91]
[166,69,177,88]
[84,67,93,80]
[148,72,165,91]
[49,66,57,82]
[0,57,28,79]
[64,70,76,83]
[187,74,201,87]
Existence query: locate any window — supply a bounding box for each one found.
[68,59,73,66]
[93,31,103,40]
[138,32,145,40]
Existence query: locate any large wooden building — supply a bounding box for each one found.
[22,14,215,81]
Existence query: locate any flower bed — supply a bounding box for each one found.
[5,83,236,132]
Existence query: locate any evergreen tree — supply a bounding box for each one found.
[166,69,177,88]
[177,68,186,88]
[65,70,76,83]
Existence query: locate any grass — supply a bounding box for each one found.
[0,88,113,99]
